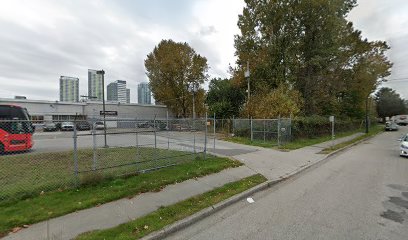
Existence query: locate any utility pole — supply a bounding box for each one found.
[365,96,369,134]
[97,70,108,147]
[245,61,250,102]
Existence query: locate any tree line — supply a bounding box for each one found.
[145,0,398,119]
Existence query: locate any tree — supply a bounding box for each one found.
[206,78,246,119]
[241,83,303,118]
[375,87,407,120]
[145,39,209,118]
[233,0,392,118]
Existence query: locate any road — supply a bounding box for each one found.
[165,129,408,240]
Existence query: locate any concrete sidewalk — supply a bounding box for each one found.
[2,133,364,240]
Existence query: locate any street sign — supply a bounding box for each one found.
[329,116,334,122]
[100,111,118,116]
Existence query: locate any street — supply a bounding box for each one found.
[165,129,408,240]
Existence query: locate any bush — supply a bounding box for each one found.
[292,116,362,139]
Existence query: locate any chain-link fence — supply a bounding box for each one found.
[230,118,292,145]
[0,117,210,201]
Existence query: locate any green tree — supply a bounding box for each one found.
[233,0,392,118]
[375,87,407,120]
[206,78,246,118]
[145,39,209,118]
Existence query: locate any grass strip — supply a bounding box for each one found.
[76,174,267,240]
[223,126,383,151]
[0,157,241,236]
[319,125,384,154]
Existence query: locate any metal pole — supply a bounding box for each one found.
[73,120,79,187]
[167,111,170,150]
[204,112,208,159]
[213,113,216,150]
[92,119,97,171]
[278,116,281,147]
[99,70,108,148]
[365,96,369,133]
[193,89,196,120]
[232,115,235,136]
[250,117,253,142]
[263,118,266,143]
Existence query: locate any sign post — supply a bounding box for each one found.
[329,116,335,145]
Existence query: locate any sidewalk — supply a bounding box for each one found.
[3,133,364,240]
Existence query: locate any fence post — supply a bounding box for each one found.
[250,117,253,142]
[289,114,292,142]
[167,112,170,150]
[213,113,216,150]
[204,112,208,159]
[263,118,266,143]
[277,115,281,147]
[193,118,196,154]
[232,115,235,136]
[73,119,79,187]
[154,129,157,163]
[92,119,97,171]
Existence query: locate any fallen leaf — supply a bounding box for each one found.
[11,227,22,233]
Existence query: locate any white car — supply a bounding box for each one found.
[399,134,408,157]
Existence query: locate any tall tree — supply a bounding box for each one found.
[375,87,407,120]
[145,39,209,118]
[206,78,246,119]
[233,0,392,118]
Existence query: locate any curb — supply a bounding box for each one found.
[142,133,380,240]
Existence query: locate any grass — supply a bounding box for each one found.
[76,174,267,240]
[223,136,278,148]
[0,147,205,201]
[0,156,242,237]
[223,127,380,151]
[319,125,384,154]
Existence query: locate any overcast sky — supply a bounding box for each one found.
[0,0,407,102]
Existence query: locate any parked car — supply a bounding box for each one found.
[43,122,57,132]
[94,121,105,130]
[399,134,408,157]
[61,122,75,131]
[76,121,91,131]
[385,121,398,131]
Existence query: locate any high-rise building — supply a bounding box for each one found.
[138,82,151,104]
[107,82,118,102]
[126,88,130,104]
[88,69,103,101]
[59,76,79,102]
[107,80,128,104]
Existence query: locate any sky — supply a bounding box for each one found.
[0,0,407,102]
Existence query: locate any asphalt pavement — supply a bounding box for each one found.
[165,128,408,240]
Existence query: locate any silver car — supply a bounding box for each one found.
[400,134,408,157]
[61,122,75,131]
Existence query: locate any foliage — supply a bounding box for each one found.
[241,83,303,118]
[206,78,246,118]
[375,87,407,119]
[291,116,362,139]
[233,0,392,117]
[145,39,209,118]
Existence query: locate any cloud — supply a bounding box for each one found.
[348,0,408,98]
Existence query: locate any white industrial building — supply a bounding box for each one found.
[0,98,171,125]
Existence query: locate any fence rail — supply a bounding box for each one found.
[0,116,293,201]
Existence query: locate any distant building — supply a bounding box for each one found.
[107,80,128,104]
[59,76,79,102]
[88,69,103,101]
[138,82,151,104]
[126,88,130,104]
